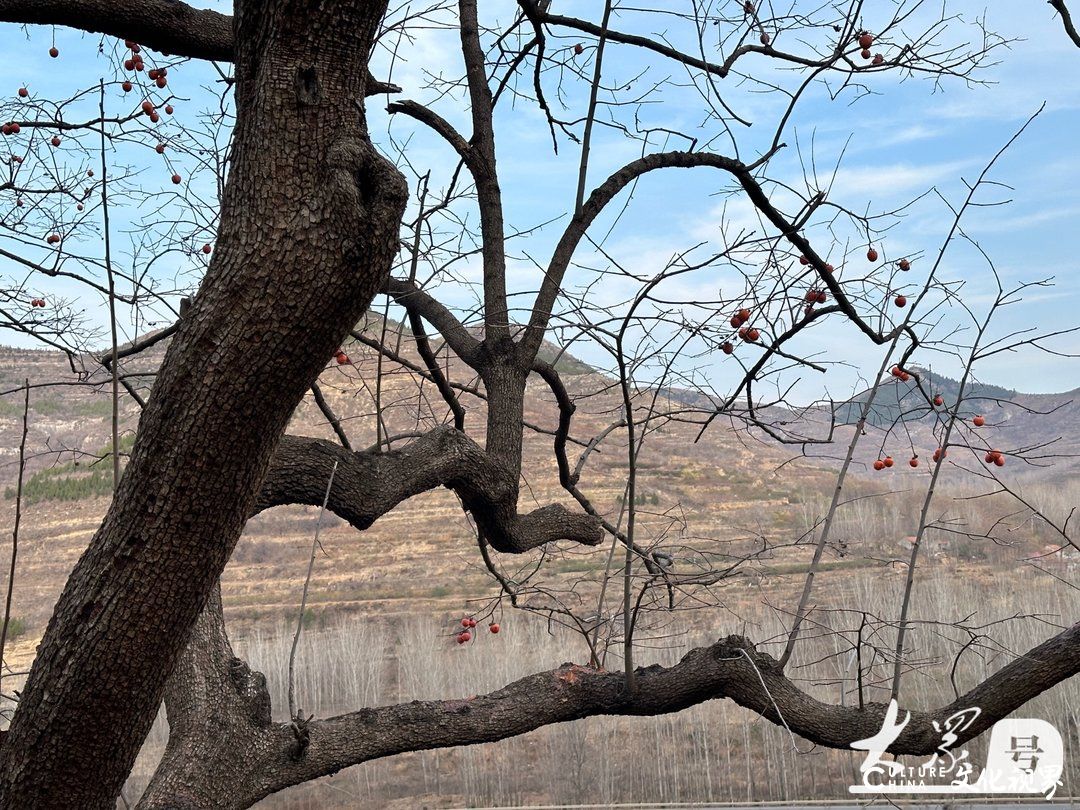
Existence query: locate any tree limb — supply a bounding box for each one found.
[1050,0,1080,47]
[256,427,603,552]
[383,276,481,364]
[148,619,1080,807]
[0,0,402,92]
[387,100,476,170]
[0,0,233,61]
[311,621,1080,759]
[522,150,739,361]
[521,149,893,363]
[458,0,510,337]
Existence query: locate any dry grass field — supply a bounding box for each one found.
[113,565,1076,808]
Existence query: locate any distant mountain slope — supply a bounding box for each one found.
[823,367,1080,476]
[837,367,1020,427]
[0,334,1076,646]
[356,312,596,376]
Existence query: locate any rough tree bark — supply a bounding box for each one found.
[0,0,408,805]
[138,586,273,809]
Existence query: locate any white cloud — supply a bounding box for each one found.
[827,159,977,198]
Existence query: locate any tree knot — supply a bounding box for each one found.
[554,663,596,685]
[326,137,408,235]
[289,712,314,760]
[295,65,321,106]
[229,656,272,727]
[716,635,781,672]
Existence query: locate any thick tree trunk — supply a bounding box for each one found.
[471,341,533,550]
[0,1,406,806]
[138,586,275,809]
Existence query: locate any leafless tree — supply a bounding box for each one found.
[0,2,1076,808]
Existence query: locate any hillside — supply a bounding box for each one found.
[0,330,1076,672]
[3,330,1080,809]
[827,367,1080,476]
[0,330,822,658]
[838,366,1019,426]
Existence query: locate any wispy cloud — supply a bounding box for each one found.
[827,159,976,198]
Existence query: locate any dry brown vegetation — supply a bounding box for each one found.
[117,566,1077,808]
[2,337,1078,807]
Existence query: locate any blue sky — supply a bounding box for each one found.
[2,1,1079,400]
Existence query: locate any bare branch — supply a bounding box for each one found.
[244,624,1080,805]
[256,428,603,552]
[1050,0,1080,47]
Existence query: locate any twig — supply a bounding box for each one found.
[573,0,612,216]
[374,297,391,452]
[100,80,120,490]
[0,380,30,686]
[590,480,629,668]
[287,460,338,720]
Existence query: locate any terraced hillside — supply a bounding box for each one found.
[0,326,828,664]
[3,319,1078,660]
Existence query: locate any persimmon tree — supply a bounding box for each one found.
[0,1,1077,808]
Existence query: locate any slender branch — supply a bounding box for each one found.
[408,311,465,430]
[383,277,481,364]
[386,100,476,170]
[288,461,338,721]
[100,80,121,491]
[573,0,612,216]
[892,287,999,700]
[537,8,727,77]
[0,380,29,691]
[779,352,892,669]
[310,384,352,450]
